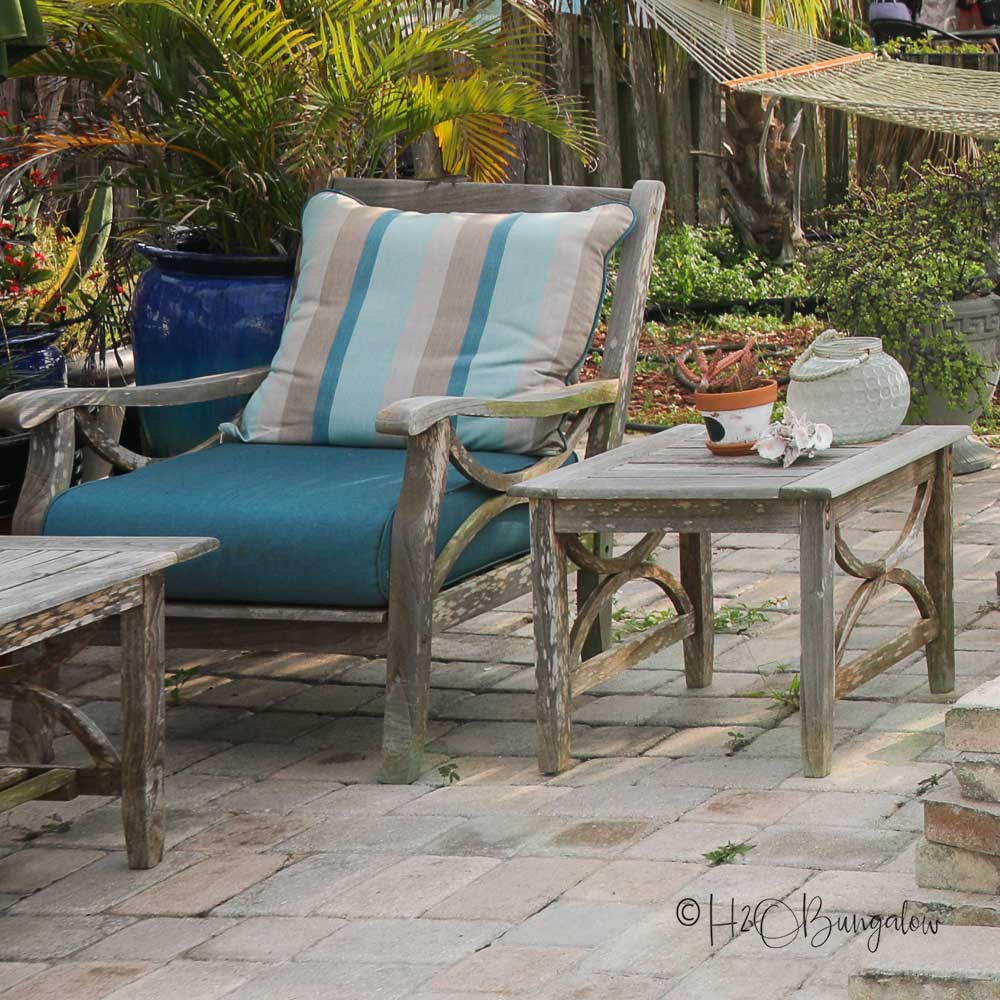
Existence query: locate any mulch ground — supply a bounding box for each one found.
[581,315,824,426]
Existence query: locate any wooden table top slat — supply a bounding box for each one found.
[1,536,220,552]
[0,537,218,627]
[511,424,971,502]
[778,424,969,498]
[0,550,119,595]
[1,549,46,569]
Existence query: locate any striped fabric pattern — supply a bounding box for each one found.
[226,191,634,454]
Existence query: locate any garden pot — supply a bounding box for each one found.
[919,293,1000,475]
[0,326,70,519]
[694,380,778,455]
[131,245,294,457]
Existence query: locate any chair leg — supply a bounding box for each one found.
[380,422,451,785]
[532,500,573,775]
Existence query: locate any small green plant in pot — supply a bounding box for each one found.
[677,339,778,455]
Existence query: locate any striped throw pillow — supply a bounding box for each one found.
[225,190,634,454]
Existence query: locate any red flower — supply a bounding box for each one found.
[114,283,125,293]
[33,251,46,261]
[0,111,9,119]
[55,304,66,314]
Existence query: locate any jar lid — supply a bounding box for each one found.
[813,336,883,360]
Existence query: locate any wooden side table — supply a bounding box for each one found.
[0,536,217,868]
[511,424,967,778]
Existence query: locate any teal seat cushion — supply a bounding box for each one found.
[43,443,537,608]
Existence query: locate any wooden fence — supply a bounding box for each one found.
[4,9,999,228]
[509,5,830,225]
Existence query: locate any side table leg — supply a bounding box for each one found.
[531,499,573,775]
[120,572,167,869]
[680,531,714,688]
[799,498,836,778]
[925,447,956,695]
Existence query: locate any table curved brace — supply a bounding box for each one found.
[834,567,937,666]
[570,563,694,664]
[835,481,932,580]
[564,531,665,575]
[0,682,119,770]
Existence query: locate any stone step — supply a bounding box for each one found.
[955,752,1000,803]
[851,968,1000,999]
[924,786,1000,857]
[905,893,1000,927]
[916,840,1000,894]
[848,925,1000,999]
[946,677,1000,754]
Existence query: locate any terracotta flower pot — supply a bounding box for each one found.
[693,379,779,456]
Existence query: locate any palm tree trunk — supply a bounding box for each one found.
[721,90,803,262]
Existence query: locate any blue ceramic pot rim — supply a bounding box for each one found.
[2,324,64,352]
[137,243,296,278]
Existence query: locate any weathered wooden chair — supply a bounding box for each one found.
[0,178,664,783]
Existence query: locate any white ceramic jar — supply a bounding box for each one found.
[786,332,910,445]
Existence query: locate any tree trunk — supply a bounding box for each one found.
[412,131,445,179]
[721,91,803,261]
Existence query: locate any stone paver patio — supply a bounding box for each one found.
[3,459,1000,998]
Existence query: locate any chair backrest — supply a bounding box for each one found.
[330,177,665,450]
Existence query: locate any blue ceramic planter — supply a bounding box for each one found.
[4,325,69,390]
[0,325,69,518]
[132,246,294,457]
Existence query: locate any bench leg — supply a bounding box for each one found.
[680,531,714,689]
[532,500,573,775]
[925,447,955,695]
[799,497,836,778]
[120,572,166,869]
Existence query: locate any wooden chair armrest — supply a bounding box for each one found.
[374,379,621,438]
[0,366,269,432]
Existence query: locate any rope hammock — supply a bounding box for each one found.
[634,0,1000,137]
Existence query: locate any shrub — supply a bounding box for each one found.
[647,224,811,310]
[811,153,1000,412]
